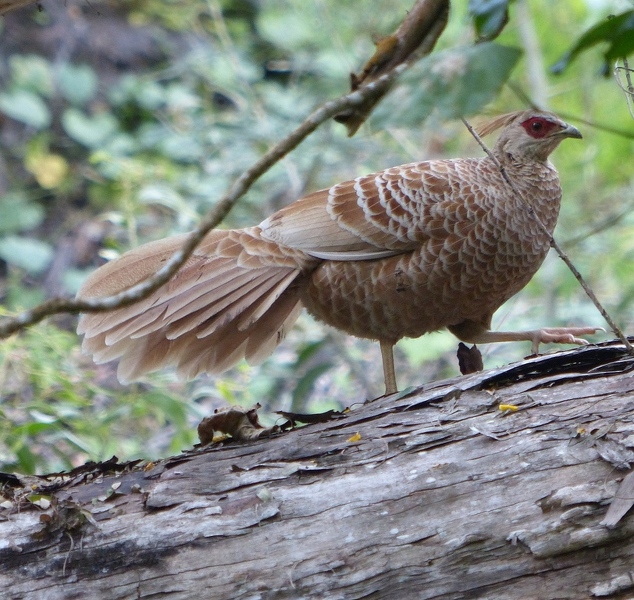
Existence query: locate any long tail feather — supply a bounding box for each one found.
[77,227,315,381]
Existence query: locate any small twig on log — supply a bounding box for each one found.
[461,117,633,354]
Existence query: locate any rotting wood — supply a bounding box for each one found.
[3,341,634,599]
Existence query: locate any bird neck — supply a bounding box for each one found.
[494,146,553,168]
[490,153,561,234]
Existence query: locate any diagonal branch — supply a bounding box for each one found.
[0,0,449,340]
[0,64,411,339]
[461,117,633,354]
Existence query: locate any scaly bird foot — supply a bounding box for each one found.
[529,326,605,355]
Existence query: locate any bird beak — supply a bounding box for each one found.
[560,123,582,139]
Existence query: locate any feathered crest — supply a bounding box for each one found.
[476,112,523,138]
[476,109,550,138]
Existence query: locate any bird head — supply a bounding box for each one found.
[479,110,582,164]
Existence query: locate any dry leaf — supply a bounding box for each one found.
[198,403,279,445]
[457,342,484,375]
[601,470,634,528]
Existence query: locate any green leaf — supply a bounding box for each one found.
[469,0,509,41]
[375,43,522,126]
[62,108,119,148]
[159,133,203,162]
[13,421,57,436]
[0,236,53,274]
[164,84,201,111]
[15,446,37,475]
[0,193,44,234]
[551,10,634,75]
[0,89,51,129]
[9,54,54,96]
[257,9,317,51]
[296,340,327,365]
[62,268,89,295]
[27,410,59,424]
[57,63,98,105]
[134,80,165,110]
[138,183,187,212]
[399,331,457,366]
[291,362,333,410]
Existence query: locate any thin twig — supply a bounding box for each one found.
[0,62,410,339]
[615,57,634,120]
[624,57,634,95]
[461,117,633,354]
[564,202,633,248]
[552,112,634,140]
[506,81,634,139]
[207,0,265,119]
[624,56,634,119]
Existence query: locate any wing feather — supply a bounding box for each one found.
[77,156,489,382]
[259,161,479,261]
[77,227,313,381]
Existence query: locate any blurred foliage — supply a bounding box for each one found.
[374,42,522,125]
[552,10,634,75]
[469,0,510,41]
[0,313,197,473]
[0,0,633,473]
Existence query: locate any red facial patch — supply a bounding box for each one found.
[520,116,560,139]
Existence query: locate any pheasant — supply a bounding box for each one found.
[77,109,600,395]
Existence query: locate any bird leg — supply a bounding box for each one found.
[380,340,398,396]
[449,321,603,356]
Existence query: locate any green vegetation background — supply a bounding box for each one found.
[1,0,632,473]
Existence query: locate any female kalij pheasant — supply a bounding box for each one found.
[77,110,599,394]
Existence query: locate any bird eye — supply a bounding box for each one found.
[520,116,553,138]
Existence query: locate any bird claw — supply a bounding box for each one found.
[530,326,604,355]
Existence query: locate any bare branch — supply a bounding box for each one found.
[461,117,633,354]
[0,0,37,15]
[0,0,454,339]
[0,62,411,339]
[335,0,449,135]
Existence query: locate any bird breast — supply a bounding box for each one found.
[299,158,562,342]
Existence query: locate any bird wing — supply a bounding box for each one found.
[77,228,314,381]
[259,160,483,261]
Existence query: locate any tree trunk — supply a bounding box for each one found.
[3,342,634,600]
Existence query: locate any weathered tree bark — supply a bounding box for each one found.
[3,342,634,599]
